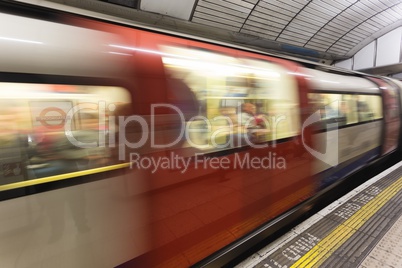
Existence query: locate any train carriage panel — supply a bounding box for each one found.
[386,78,402,148]
[367,77,400,155]
[123,42,318,266]
[305,69,383,188]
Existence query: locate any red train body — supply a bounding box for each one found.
[0,2,401,267]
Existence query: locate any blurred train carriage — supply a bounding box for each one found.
[0,1,401,268]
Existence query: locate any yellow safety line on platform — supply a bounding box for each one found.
[291,176,402,268]
[0,163,130,192]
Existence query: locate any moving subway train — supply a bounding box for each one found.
[0,1,401,267]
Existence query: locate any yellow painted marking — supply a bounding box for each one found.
[0,163,130,192]
[291,176,402,267]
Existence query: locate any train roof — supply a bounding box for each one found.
[305,68,381,94]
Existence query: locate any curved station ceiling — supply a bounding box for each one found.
[26,0,402,64]
[189,0,402,60]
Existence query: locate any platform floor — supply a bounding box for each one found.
[237,160,402,268]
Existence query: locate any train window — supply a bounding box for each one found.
[0,83,131,185]
[308,93,382,128]
[309,93,348,126]
[160,45,300,150]
[354,95,382,122]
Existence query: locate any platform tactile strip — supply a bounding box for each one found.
[252,165,402,268]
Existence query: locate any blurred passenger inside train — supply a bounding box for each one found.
[317,94,338,120]
[356,96,374,121]
[27,126,74,178]
[231,102,269,146]
[0,105,31,181]
[238,103,266,129]
[70,112,109,169]
[27,112,108,178]
[337,101,348,125]
[0,106,23,146]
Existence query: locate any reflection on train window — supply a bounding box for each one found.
[0,83,131,185]
[308,93,382,127]
[355,95,382,122]
[160,45,301,150]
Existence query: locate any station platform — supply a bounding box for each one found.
[237,160,402,268]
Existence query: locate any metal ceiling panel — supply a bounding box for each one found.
[247,13,287,29]
[378,12,397,24]
[244,0,259,4]
[307,43,329,51]
[285,0,306,9]
[384,8,399,20]
[195,7,246,23]
[241,25,280,40]
[314,32,339,41]
[386,9,401,21]
[321,0,349,10]
[291,19,322,32]
[244,19,283,31]
[257,1,297,17]
[334,14,363,25]
[192,15,242,31]
[336,39,357,47]
[196,5,248,19]
[280,31,312,42]
[395,5,402,12]
[189,20,237,32]
[303,6,336,21]
[353,1,378,17]
[286,25,317,35]
[309,2,338,15]
[251,8,292,24]
[276,37,305,47]
[341,9,367,22]
[369,17,388,27]
[240,28,278,40]
[299,12,330,25]
[342,34,365,43]
[198,0,253,14]
[330,23,356,34]
[356,24,378,33]
[304,41,331,51]
[347,29,370,40]
[228,0,255,10]
[313,1,344,13]
[309,38,336,48]
[260,0,301,14]
[363,20,381,31]
[321,26,347,36]
[242,29,277,40]
[383,0,402,6]
[371,0,388,9]
[309,36,334,44]
[296,14,326,28]
[328,47,347,54]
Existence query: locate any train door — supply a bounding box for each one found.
[371,78,400,155]
[387,78,402,149]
